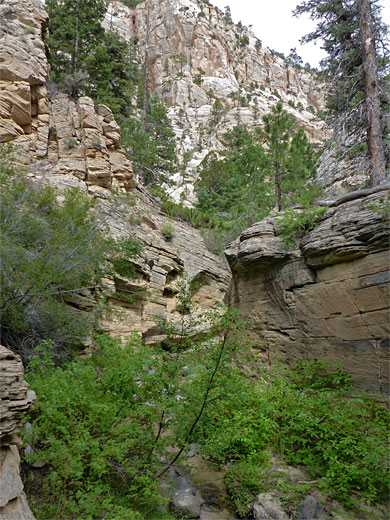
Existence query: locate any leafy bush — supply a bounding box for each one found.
[162,221,175,241]
[225,455,269,516]
[24,336,168,519]
[23,292,249,518]
[0,144,142,363]
[195,360,389,508]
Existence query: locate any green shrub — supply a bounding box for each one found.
[24,336,167,519]
[275,205,327,245]
[0,144,142,363]
[195,359,389,508]
[225,455,269,516]
[162,221,175,241]
[23,300,249,518]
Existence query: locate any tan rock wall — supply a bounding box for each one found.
[94,187,231,344]
[226,190,390,396]
[0,0,135,193]
[0,346,36,520]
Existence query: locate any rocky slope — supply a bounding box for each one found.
[103,0,328,201]
[0,346,36,520]
[226,189,390,397]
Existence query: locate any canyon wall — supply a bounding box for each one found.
[104,0,328,201]
[226,190,390,396]
[0,0,230,345]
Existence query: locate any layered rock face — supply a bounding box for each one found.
[104,0,328,201]
[0,346,36,520]
[43,180,231,344]
[0,0,135,192]
[226,190,390,396]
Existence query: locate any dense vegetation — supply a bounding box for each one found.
[193,105,321,252]
[46,0,178,187]
[0,144,142,363]
[24,305,389,519]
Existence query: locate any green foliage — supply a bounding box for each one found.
[294,0,389,150]
[47,0,138,117]
[24,335,169,519]
[225,455,269,516]
[275,205,327,245]
[367,192,390,224]
[193,73,203,85]
[23,283,249,518]
[121,97,178,186]
[290,359,353,390]
[239,34,249,47]
[0,145,142,362]
[161,221,175,241]
[196,359,389,509]
[194,111,321,253]
[121,0,145,7]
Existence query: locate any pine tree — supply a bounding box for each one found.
[260,103,294,211]
[294,0,389,185]
[47,0,106,95]
[47,0,138,118]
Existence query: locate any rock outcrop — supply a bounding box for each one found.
[104,0,328,201]
[0,0,135,192]
[0,346,36,520]
[226,189,390,396]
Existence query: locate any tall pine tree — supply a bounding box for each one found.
[294,0,389,185]
[47,0,138,118]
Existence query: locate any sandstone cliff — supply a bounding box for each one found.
[0,346,36,520]
[0,0,135,192]
[226,189,390,396]
[103,0,328,201]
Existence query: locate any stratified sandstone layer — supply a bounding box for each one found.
[0,0,135,192]
[226,190,390,396]
[0,346,36,520]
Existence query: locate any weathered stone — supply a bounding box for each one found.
[0,446,23,507]
[0,346,36,519]
[170,475,201,518]
[252,492,289,520]
[226,191,390,396]
[298,495,322,520]
[0,347,36,440]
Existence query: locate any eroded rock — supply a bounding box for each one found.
[226,190,390,396]
[0,346,36,520]
[252,492,289,520]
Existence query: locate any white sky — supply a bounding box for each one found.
[210,0,390,68]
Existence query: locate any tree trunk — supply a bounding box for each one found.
[142,1,150,133]
[359,0,387,186]
[275,161,282,211]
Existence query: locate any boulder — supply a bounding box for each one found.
[170,475,201,518]
[252,492,289,520]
